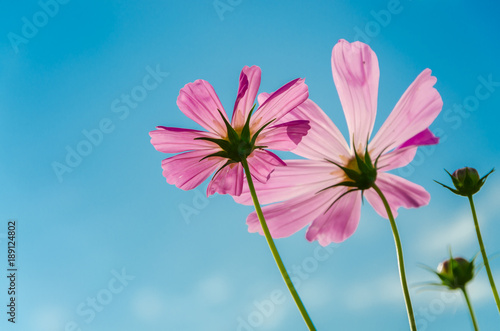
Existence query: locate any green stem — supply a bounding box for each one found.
[241,158,316,330]
[468,195,500,314]
[462,287,480,331]
[372,183,417,331]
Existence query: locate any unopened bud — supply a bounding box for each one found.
[436,256,475,290]
[435,167,494,197]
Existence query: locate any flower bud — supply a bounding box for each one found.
[436,256,475,290]
[435,167,494,197]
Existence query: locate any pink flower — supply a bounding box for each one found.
[235,40,443,245]
[150,66,310,196]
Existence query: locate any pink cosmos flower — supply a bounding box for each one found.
[235,40,443,245]
[150,66,310,196]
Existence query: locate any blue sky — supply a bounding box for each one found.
[1,1,500,330]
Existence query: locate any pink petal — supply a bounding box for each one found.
[396,128,439,150]
[279,99,350,161]
[364,172,431,219]
[376,146,417,172]
[246,190,336,239]
[370,69,443,156]
[247,149,285,183]
[232,66,261,130]
[375,129,439,171]
[257,120,310,151]
[207,162,244,196]
[251,78,308,130]
[177,79,228,137]
[331,39,379,145]
[161,150,224,191]
[149,126,219,153]
[306,189,362,245]
[234,159,341,205]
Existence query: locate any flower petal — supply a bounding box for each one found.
[232,66,261,130]
[161,150,224,191]
[234,159,341,205]
[251,78,308,130]
[246,190,336,239]
[331,39,379,145]
[375,129,439,171]
[247,149,285,183]
[207,162,244,196]
[396,128,439,150]
[149,126,219,153]
[370,69,443,156]
[280,99,350,161]
[364,172,431,218]
[306,189,362,245]
[177,79,228,137]
[257,120,310,151]
[376,146,417,172]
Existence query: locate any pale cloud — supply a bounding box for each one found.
[344,273,403,311]
[131,287,164,321]
[196,274,232,305]
[30,305,66,331]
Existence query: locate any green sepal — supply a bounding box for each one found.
[194,137,232,151]
[325,159,362,182]
[434,180,461,195]
[316,181,360,194]
[211,159,236,178]
[478,168,495,190]
[199,150,230,161]
[240,104,256,143]
[323,188,361,214]
[250,118,276,147]
[218,110,239,143]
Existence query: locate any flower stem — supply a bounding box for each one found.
[468,195,500,314]
[462,287,480,331]
[372,183,416,331]
[241,158,316,330]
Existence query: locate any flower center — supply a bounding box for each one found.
[194,106,274,166]
[342,153,377,190]
[325,147,378,192]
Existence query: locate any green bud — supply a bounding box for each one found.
[436,256,475,290]
[435,167,494,197]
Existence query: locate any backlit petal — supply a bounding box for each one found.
[247,149,285,183]
[161,150,224,191]
[332,39,379,145]
[149,126,218,153]
[370,69,443,156]
[246,190,336,239]
[177,79,228,137]
[306,189,362,245]
[207,162,244,196]
[280,99,350,161]
[234,159,341,205]
[364,173,431,218]
[257,120,310,151]
[251,78,308,130]
[232,66,261,130]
